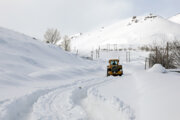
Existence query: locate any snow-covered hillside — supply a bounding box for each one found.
[169,14,180,24]
[71,14,180,51]
[0,27,180,120]
[0,27,102,100]
[0,27,84,81]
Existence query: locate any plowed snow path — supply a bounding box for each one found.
[30,77,110,120]
[0,80,83,120]
[0,76,135,120]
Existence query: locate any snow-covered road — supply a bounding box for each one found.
[1,61,180,120]
[1,60,180,120]
[0,71,136,120]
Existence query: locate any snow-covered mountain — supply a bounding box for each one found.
[169,13,180,24]
[71,14,180,51]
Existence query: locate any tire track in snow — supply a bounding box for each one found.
[30,77,111,120]
[30,76,135,120]
[0,75,135,120]
[0,79,93,120]
[0,89,50,120]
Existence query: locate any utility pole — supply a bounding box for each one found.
[114,44,117,51]
[96,49,99,59]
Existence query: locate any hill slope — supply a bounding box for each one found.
[169,14,180,24]
[0,27,99,100]
[71,14,180,51]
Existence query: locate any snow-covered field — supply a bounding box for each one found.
[0,25,180,120]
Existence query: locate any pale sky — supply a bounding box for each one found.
[0,0,179,39]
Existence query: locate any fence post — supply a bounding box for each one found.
[145,58,147,70]
[166,42,169,69]
[126,52,127,62]
[98,49,100,58]
[149,56,151,68]
[155,47,158,63]
[91,51,93,60]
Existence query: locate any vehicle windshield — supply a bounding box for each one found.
[110,61,118,65]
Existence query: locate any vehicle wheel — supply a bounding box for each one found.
[107,70,110,77]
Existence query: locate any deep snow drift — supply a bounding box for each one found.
[71,14,180,52]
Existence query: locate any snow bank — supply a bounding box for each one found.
[80,88,135,120]
[148,64,167,73]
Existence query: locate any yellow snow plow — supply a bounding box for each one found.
[107,59,123,76]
